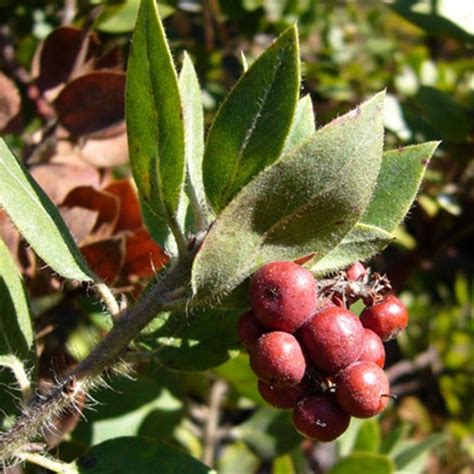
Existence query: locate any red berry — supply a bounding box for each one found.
[358,328,385,368]
[250,261,317,333]
[292,395,350,442]
[335,361,390,418]
[346,262,366,281]
[250,332,306,387]
[360,294,408,341]
[258,379,308,409]
[299,306,364,374]
[237,311,265,349]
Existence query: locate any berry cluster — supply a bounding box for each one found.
[238,261,408,442]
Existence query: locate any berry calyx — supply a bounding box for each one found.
[360,294,408,341]
[346,261,366,281]
[237,311,265,349]
[250,332,306,387]
[292,395,350,442]
[358,328,385,368]
[258,379,308,410]
[335,361,390,418]
[299,306,364,374]
[250,261,317,333]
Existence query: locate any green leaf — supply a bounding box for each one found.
[203,25,300,213]
[192,92,385,303]
[126,0,185,242]
[283,95,315,153]
[218,442,260,474]
[328,453,394,474]
[272,454,296,474]
[0,139,94,282]
[72,374,183,446]
[136,308,241,371]
[77,437,213,473]
[214,353,263,404]
[353,419,381,453]
[392,434,445,473]
[179,52,213,228]
[312,141,439,273]
[0,239,36,387]
[96,0,174,34]
[235,408,302,460]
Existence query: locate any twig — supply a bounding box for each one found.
[94,282,121,321]
[386,347,440,383]
[0,259,191,462]
[17,452,77,473]
[60,0,77,25]
[202,379,227,467]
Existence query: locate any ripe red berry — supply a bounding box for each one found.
[250,332,306,387]
[358,328,385,368]
[258,379,308,410]
[292,395,350,442]
[299,306,364,374]
[335,361,390,418]
[360,294,408,341]
[237,311,265,349]
[250,261,317,333]
[346,261,366,281]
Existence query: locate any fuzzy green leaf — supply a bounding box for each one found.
[0,139,94,282]
[283,95,315,153]
[203,25,300,213]
[136,308,241,371]
[0,239,35,373]
[192,92,385,303]
[312,142,439,273]
[179,52,213,228]
[126,0,185,241]
[77,437,212,473]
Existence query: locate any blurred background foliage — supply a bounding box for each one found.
[0,0,472,473]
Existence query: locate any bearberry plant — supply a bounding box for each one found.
[0,0,439,471]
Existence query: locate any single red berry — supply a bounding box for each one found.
[250,261,317,333]
[250,332,306,387]
[360,294,408,341]
[292,395,350,442]
[237,311,265,349]
[258,379,308,410]
[335,361,390,418]
[346,261,366,281]
[358,328,385,368]
[299,306,364,374]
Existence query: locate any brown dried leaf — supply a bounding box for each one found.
[104,179,142,232]
[34,26,99,96]
[79,128,129,167]
[123,228,168,279]
[30,159,100,204]
[0,73,21,132]
[61,186,119,239]
[59,206,99,245]
[81,238,124,284]
[55,71,125,136]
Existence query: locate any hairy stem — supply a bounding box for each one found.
[94,282,121,320]
[0,261,190,462]
[18,452,78,473]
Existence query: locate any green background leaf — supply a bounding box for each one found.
[77,436,212,473]
[328,452,394,474]
[203,25,300,213]
[192,92,385,304]
[0,139,94,282]
[125,0,185,244]
[136,308,241,371]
